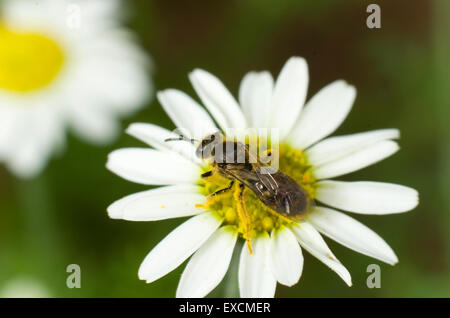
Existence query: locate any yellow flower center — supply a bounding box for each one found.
[0,25,65,93]
[199,143,316,241]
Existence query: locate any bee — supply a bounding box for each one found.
[192,132,312,216]
[166,131,313,250]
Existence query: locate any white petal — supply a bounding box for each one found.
[176,226,237,298]
[106,148,201,185]
[308,207,398,265]
[5,136,51,178]
[269,227,303,287]
[126,123,199,163]
[316,180,418,214]
[68,102,119,145]
[138,212,222,284]
[189,69,247,131]
[0,109,22,158]
[107,185,206,221]
[306,129,400,166]
[0,107,64,178]
[239,71,274,128]
[288,80,356,149]
[291,222,352,286]
[270,57,308,139]
[71,50,151,117]
[314,140,400,180]
[239,233,277,298]
[157,89,218,139]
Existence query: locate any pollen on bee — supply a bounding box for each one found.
[246,239,253,254]
[160,205,165,208]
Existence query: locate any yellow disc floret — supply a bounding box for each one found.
[0,25,65,93]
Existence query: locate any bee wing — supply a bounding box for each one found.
[256,170,279,194]
[220,166,267,196]
[249,161,279,194]
[241,144,279,194]
[221,165,278,199]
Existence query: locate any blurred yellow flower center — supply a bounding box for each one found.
[0,25,65,93]
[199,143,316,242]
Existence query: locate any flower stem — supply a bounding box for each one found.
[15,174,64,287]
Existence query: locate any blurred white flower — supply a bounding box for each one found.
[0,277,51,298]
[107,57,418,298]
[0,0,152,178]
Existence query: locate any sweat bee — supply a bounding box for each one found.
[166,131,313,250]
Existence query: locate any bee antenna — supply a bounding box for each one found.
[164,134,198,144]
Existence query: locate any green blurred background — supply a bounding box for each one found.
[1,0,449,297]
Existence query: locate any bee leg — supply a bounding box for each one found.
[198,180,235,210]
[201,170,213,178]
[209,180,234,197]
[235,183,253,254]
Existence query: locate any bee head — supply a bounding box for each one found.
[196,131,223,160]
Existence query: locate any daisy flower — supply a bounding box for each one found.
[106,57,418,298]
[0,0,151,178]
